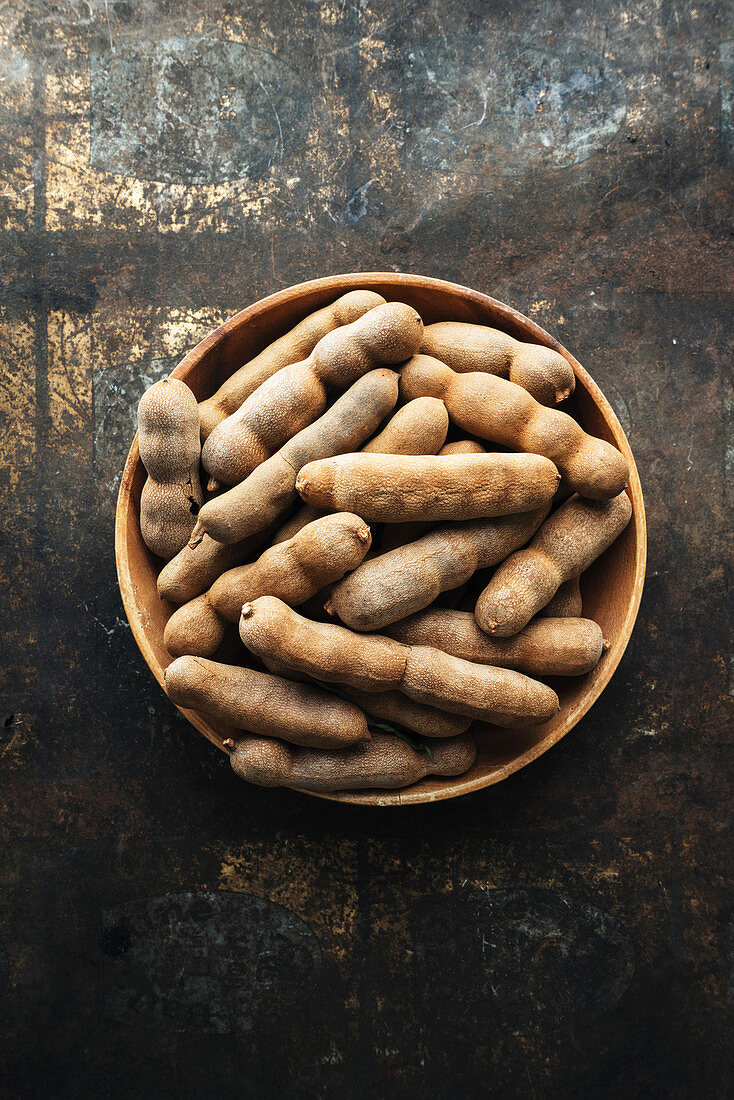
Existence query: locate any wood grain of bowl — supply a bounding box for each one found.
[115,273,646,806]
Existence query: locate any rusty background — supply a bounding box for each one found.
[0,1,732,1096]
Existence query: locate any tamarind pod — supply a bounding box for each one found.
[164,655,369,750]
[296,452,559,523]
[157,526,274,604]
[240,597,407,692]
[399,355,629,501]
[401,646,559,725]
[137,378,203,560]
[421,321,575,406]
[379,439,488,552]
[362,396,449,455]
[201,302,422,486]
[202,361,327,487]
[475,491,633,636]
[327,507,549,632]
[163,513,372,659]
[229,731,477,791]
[275,396,449,546]
[199,290,386,439]
[239,597,559,726]
[538,577,583,618]
[386,609,604,677]
[341,687,472,739]
[193,368,399,544]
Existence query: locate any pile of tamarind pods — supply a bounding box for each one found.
[136,291,632,794]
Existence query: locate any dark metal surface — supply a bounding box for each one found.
[1,2,732,1096]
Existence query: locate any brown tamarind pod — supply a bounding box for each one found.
[362,396,449,455]
[296,452,560,523]
[163,513,372,659]
[164,655,369,749]
[229,730,477,791]
[239,597,559,727]
[475,491,633,636]
[421,320,576,405]
[399,354,629,501]
[386,609,604,677]
[199,290,386,440]
[137,378,203,560]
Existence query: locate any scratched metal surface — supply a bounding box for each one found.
[0,1,732,1097]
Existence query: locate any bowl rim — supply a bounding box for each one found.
[115,271,646,807]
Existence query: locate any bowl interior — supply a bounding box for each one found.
[115,273,646,806]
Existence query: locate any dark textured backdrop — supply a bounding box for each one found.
[1,1,732,1097]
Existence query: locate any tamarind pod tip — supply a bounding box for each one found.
[357,524,371,543]
[603,638,610,651]
[207,477,222,493]
[324,599,335,616]
[222,738,236,751]
[241,602,255,619]
[188,520,205,548]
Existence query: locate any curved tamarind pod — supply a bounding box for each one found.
[201,302,422,486]
[362,396,449,455]
[380,438,488,552]
[164,655,369,750]
[137,378,203,559]
[386,609,604,677]
[228,730,477,791]
[275,396,449,545]
[199,290,386,440]
[163,513,372,659]
[400,646,559,725]
[296,452,559,523]
[399,355,629,501]
[341,687,471,739]
[327,507,549,632]
[193,369,399,544]
[157,526,275,604]
[241,597,407,693]
[538,577,583,618]
[239,597,559,726]
[421,321,575,405]
[475,491,633,636]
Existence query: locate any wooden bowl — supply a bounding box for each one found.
[115,273,646,806]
